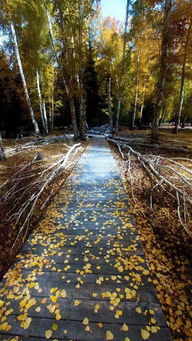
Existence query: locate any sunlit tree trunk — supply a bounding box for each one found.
[36,70,48,134]
[0,133,5,161]
[115,0,130,132]
[10,23,40,135]
[174,19,192,134]
[131,50,140,130]
[108,75,113,134]
[42,101,48,134]
[138,83,146,127]
[151,0,172,143]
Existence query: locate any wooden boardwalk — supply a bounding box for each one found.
[0,136,171,340]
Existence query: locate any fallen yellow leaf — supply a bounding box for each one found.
[45,330,53,339]
[0,300,4,307]
[60,289,67,298]
[74,300,80,306]
[21,317,32,330]
[82,318,89,325]
[52,323,58,331]
[141,329,150,340]
[106,330,114,340]
[136,307,142,314]
[121,323,129,332]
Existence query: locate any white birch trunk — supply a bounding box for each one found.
[42,101,48,134]
[10,23,40,135]
[151,0,172,143]
[36,70,45,133]
[115,0,130,132]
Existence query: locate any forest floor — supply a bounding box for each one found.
[0,135,88,279]
[111,128,192,341]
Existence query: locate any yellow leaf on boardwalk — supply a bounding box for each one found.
[74,300,80,306]
[136,307,142,313]
[106,330,114,340]
[141,329,150,340]
[26,298,36,309]
[94,304,100,313]
[21,317,32,330]
[0,322,11,331]
[92,293,98,297]
[85,325,91,332]
[52,323,58,331]
[47,304,56,313]
[0,300,4,307]
[82,318,89,325]
[5,308,13,316]
[60,289,67,298]
[50,288,57,293]
[45,330,53,339]
[56,313,61,320]
[50,296,58,303]
[124,338,130,341]
[121,324,129,332]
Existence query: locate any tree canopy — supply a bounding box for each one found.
[0,0,192,140]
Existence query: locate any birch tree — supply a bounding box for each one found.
[10,23,40,135]
[151,0,173,143]
[115,0,131,132]
[36,70,48,134]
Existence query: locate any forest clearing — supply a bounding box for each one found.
[0,0,192,340]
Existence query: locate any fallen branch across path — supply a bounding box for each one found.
[108,137,192,237]
[0,143,81,252]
